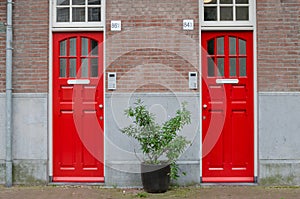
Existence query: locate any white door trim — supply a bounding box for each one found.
[48,0,106,182]
[199,0,258,182]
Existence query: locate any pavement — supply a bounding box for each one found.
[0,185,300,199]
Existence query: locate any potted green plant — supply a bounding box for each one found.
[121,99,191,193]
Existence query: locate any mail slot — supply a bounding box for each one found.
[67,79,90,85]
[216,79,239,84]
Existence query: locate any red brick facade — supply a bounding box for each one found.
[106,0,199,93]
[0,3,6,93]
[0,0,49,93]
[0,1,299,93]
[257,0,300,91]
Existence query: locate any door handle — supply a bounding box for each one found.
[203,104,208,109]
[99,104,103,109]
[99,116,103,120]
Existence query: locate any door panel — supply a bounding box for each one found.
[53,32,104,182]
[202,31,254,182]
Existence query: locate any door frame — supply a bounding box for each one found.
[199,5,258,184]
[48,1,107,181]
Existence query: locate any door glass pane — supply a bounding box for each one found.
[236,0,248,4]
[81,58,88,78]
[91,39,98,56]
[239,39,246,55]
[72,8,85,22]
[207,39,215,55]
[57,8,69,22]
[236,6,249,20]
[88,7,101,22]
[73,0,85,5]
[69,38,76,56]
[57,0,69,5]
[69,58,76,77]
[91,58,98,77]
[230,58,236,76]
[208,58,215,77]
[60,58,67,77]
[220,0,233,4]
[217,58,224,77]
[239,58,246,76]
[88,0,101,5]
[229,37,236,55]
[81,38,88,56]
[220,7,233,21]
[217,37,224,55]
[60,40,67,56]
[204,7,217,21]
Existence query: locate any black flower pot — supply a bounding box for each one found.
[141,163,170,193]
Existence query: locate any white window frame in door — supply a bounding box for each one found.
[52,0,105,29]
[201,0,254,28]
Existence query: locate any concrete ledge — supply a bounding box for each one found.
[105,164,142,188]
[12,160,48,185]
[259,160,300,186]
[105,162,200,187]
[0,160,5,184]
[172,162,200,186]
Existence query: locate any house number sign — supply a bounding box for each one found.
[111,20,122,31]
[183,19,194,30]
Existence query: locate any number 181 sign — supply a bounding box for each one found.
[111,20,122,31]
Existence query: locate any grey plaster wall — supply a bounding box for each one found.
[104,93,200,186]
[1,92,300,186]
[105,92,300,186]
[0,94,48,185]
[259,93,300,185]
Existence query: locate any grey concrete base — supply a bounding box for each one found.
[0,161,5,184]
[13,160,48,185]
[105,163,142,187]
[259,160,300,186]
[0,93,48,185]
[259,93,300,185]
[171,162,200,186]
[0,159,48,185]
[1,92,300,186]
[105,93,200,187]
[105,161,200,187]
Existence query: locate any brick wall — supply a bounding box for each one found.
[0,2,6,93]
[106,0,199,93]
[257,0,300,92]
[1,1,299,93]
[12,0,49,93]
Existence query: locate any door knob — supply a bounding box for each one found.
[99,104,103,109]
[203,104,208,109]
[99,116,103,120]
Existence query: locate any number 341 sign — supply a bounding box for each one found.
[183,19,194,31]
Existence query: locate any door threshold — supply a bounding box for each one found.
[48,182,105,186]
[200,182,258,186]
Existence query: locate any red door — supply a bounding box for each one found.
[53,32,104,182]
[202,31,254,182]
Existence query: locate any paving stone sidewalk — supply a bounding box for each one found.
[0,185,300,199]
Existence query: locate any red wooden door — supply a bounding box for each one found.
[53,32,104,182]
[202,31,254,182]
